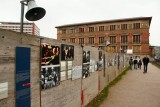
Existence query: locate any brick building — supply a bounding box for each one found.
[56,17,152,56]
[0,22,40,36]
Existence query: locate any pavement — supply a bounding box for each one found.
[100,63,160,107]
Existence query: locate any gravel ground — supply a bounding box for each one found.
[100,63,160,107]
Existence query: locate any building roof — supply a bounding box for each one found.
[55,17,152,28]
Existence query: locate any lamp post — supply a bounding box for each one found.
[123,49,127,68]
[20,1,45,107]
[120,47,122,54]
[104,40,110,52]
[103,40,110,77]
[20,0,26,33]
[118,47,122,70]
[20,0,46,33]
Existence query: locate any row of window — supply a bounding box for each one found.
[61,23,141,34]
[106,45,141,53]
[62,35,141,44]
[0,26,32,28]
[2,23,33,25]
[105,35,140,44]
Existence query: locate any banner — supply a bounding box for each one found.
[16,47,31,107]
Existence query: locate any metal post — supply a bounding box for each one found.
[39,37,43,107]
[20,1,25,33]
[103,54,105,77]
[118,54,120,70]
[81,44,84,107]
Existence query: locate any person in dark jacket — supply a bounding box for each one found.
[133,56,138,70]
[138,58,142,69]
[129,57,133,70]
[142,56,150,73]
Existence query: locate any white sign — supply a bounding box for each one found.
[72,66,82,80]
[60,72,66,81]
[90,60,97,72]
[0,82,8,100]
[126,49,133,54]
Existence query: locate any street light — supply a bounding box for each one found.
[20,0,46,33]
[120,47,122,54]
[104,40,110,52]
[117,47,122,70]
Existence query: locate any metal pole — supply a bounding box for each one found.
[39,37,43,107]
[81,44,84,107]
[20,1,25,33]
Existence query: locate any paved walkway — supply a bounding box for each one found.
[100,63,160,107]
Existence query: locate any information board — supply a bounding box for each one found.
[16,47,31,107]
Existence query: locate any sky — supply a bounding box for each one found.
[0,0,160,46]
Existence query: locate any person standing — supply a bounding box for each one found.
[133,56,138,70]
[138,58,142,69]
[129,57,133,70]
[142,56,150,73]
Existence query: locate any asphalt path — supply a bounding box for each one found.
[100,63,160,107]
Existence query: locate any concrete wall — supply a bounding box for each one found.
[82,46,99,106]
[0,29,40,107]
[0,29,129,107]
[40,38,82,107]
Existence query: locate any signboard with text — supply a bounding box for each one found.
[16,47,31,107]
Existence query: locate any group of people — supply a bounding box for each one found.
[41,67,60,89]
[41,43,60,65]
[61,45,74,61]
[129,55,150,73]
[83,51,90,63]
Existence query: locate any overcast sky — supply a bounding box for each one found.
[0,0,160,46]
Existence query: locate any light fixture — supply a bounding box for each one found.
[20,0,46,33]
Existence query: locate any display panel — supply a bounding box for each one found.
[0,82,8,100]
[41,66,60,89]
[72,66,82,80]
[16,47,31,107]
[41,43,60,89]
[99,51,103,71]
[41,43,60,66]
[61,44,74,61]
[82,51,90,78]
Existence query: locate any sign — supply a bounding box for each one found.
[0,82,8,100]
[72,66,82,80]
[41,43,60,89]
[82,51,90,78]
[16,47,31,107]
[61,44,74,61]
[90,60,98,72]
[126,49,133,54]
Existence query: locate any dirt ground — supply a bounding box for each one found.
[100,63,160,107]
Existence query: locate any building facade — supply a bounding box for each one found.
[0,22,40,36]
[56,17,152,56]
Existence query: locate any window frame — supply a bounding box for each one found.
[70,38,75,43]
[99,26,104,31]
[78,38,84,44]
[121,35,128,44]
[88,27,94,32]
[110,25,116,31]
[109,36,116,44]
[88,37,95,44]
[133,34,141,43]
